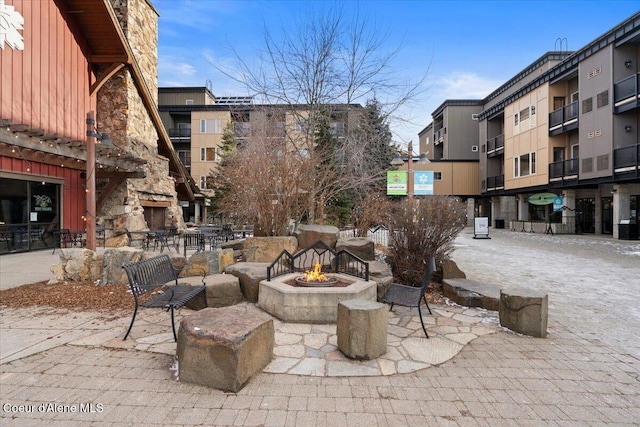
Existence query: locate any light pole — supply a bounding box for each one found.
[390,140,416,199]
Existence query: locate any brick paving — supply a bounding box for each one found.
[1,228,639,426]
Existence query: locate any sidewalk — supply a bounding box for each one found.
[1,228,639,426]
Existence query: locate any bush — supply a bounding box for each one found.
[385,196,467,287]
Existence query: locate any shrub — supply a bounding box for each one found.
[385,196,467,287]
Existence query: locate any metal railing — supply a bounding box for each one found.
[613,73,639,112]
[614,143,640,175]
[486,134,504,156]
[549,158,579,181]
[267,240,369,281]
[168,128,191,138]
[549,101,579,133]
[486,174,504,190]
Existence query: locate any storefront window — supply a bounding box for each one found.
[0,178,60,254]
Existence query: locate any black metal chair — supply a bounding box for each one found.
[183,232,205,256]
[52,229,82,254]
[382,257,436,338]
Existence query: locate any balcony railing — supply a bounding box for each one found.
[613,73,639,113]
[549,101,579,135]
[486,174,504,191]
[549,158,579,182]
[434,128,444,145]
[486,134,504,157]
[169,128,191,138]
[613,143,640,177]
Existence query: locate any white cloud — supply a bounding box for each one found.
[431,71,502,100]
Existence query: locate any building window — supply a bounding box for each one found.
[582,97,593,114]
[514,113,519,126]
[199,176,207,189]
[177,150,191,169]
[434,172,442,180]
[200,119,221,134]
[514,152,536,177]
[596,90,609,109]
[186,99,194,105]
[330,122,345,137]
[520,107,530,121]
[200,147,216,161]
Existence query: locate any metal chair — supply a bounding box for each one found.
[382,257,436,338]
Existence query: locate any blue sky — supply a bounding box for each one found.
[153,0,639,146]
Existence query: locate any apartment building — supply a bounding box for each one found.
[158,86,363,223]
[418,12,640,239]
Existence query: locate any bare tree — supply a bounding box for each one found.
[214,5,426,225]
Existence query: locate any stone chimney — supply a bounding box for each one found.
[96,0,183,237]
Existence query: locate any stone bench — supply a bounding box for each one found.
[337,299,387,360]
[176,305,274,392]
[442,278,501,311]
[178,273,244,310]
[499,289,548,338]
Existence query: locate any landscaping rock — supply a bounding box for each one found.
[242,236,297,262]
[177,305,274,392]
[368,260,394,302]
[499,289,548,338]
[336,237,375,261]
[101,247,144,285]
[294,224,340,250]
[225,262,270,302]
[337,299,388,360]
[442,278,500,310]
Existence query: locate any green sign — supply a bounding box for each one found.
[387,170,407,195]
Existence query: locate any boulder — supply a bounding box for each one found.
[101,247,144,285]
[180,251,219,278]
[499,289,548,338]
[337,299,388,360]
[336,237,375,261]
[294,224,340,250]
[368,261,394,302]
[225,262,270,303]
[177,305,274,392]
[48,248,103,283]
[242,236,298,262]
[433,259,466,282]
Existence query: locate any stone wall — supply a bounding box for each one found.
[96,0,183,237]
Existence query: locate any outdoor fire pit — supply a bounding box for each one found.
[294,262,338,287]
[258,272,377,323]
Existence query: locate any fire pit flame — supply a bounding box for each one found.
[296,263,338,287]
[304,262,327,282]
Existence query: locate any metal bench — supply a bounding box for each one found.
[52,229,83,254]
[122,254,206,341]
[382,257,436,338]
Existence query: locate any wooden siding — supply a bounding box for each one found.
[1,156,86,230]
[0,0,95,141]
[414,162,480,196]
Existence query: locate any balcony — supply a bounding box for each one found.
[486,134,504,157]
[613,73,639,113]
[613,143,640,178]
[169,128,191,139]
[434,128,444,145]
[549,158,579,185]
[486,174,504,191]
[549,101,578,136]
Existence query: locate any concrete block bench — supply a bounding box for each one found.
[176,305,274,392]
[499,289,548,338]
[337,299,388,360]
